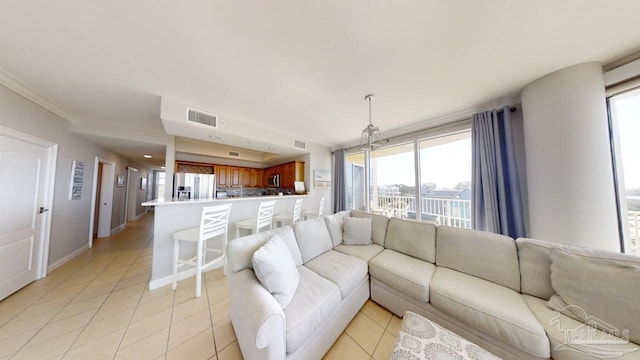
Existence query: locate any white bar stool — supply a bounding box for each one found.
[302,197,325,220]
[235,200,276,238]
[273,198,304,228]
[172,203,232,298]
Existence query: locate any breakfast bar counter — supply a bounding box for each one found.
[142,194,310,290]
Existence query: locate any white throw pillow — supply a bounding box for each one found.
[252,235,300,309]
[342,217,372,245]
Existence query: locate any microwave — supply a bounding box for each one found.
[267,173,280,187]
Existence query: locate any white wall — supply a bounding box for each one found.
[0,84,144,266]
[521,62,619,250]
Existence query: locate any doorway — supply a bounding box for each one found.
[89,157,114,247]
[125,166,138,223]
[0,126,57,300]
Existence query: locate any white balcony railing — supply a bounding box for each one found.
[629,210,639,256]
[370,195,472,229]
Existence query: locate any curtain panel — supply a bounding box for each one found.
[471,107,526,239]
[333,149,347,213]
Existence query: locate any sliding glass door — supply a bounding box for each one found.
[609,87,640,255]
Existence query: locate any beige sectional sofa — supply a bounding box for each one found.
[226,210,640,360]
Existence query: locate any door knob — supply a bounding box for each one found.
[39,207,49,214]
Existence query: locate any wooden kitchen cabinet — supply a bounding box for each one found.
[215,165,230,187]
[229,167,242,187]
[278,161,304,189]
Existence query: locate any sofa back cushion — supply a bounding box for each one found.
[517,237,640,300]
[342,217,373,245]
[324,211,350,247]
[294,217,333,262]
[384,218,436,263]
[547,250,640,344]
[350,210,389,246]
[436,226,520,292]
[227,226,302,273]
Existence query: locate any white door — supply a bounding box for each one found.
[96,162,114,238]
[0,133,50,300]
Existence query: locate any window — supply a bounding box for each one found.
[345,152,366,211]
[369,143,416,219]
[609,88,640,256]
[419,132,472,227]
[154,170,166,199]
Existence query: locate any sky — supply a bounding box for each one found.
[373,138,471,189]
[612,89,640,190]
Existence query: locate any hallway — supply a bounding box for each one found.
[0,214,241,360]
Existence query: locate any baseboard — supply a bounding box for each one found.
[148,262,224,291]
[47,244,89,273]
[111,223,126,234]
[131,211,146,221]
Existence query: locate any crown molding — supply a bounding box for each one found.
[0,66,82,123]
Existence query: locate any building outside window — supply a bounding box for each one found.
[345,127,472,228]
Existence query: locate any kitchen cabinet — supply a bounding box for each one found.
[274,161,304,189]
[215,165,230,188]
[229,167,242,188]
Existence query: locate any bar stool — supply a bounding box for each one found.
[273,198,304,228]
[172,203,232,298]
[302,197,325,220]
[235,200,276,238]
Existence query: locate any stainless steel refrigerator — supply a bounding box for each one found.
[174,173,216,200]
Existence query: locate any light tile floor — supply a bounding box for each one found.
[0,214,400,360]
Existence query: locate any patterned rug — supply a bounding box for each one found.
[392,311,501,360]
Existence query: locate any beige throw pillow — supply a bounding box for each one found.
[546,250,640,343]
[252,235,300,309]
[342,217,372,245]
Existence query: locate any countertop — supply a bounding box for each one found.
[142,193,309,207]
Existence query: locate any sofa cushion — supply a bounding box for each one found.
[252,235,300,309]
[524,295,639,360]
[334,244,385,263]
[384,217,436,263]
[269,226,303,266]
[293,217,333,263]
[429,267,550,358]
[547,250,640,344]
[324,211,350,248]
[517,237,640,300]
[227,232,271,273]
[369,249,435,302]
[342,217,372,245]
[437,226,520,292]
[304,250,368,299]
[350,210,389,246]
[283,266,341,353]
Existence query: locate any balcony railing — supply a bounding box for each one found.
[370,195,472,229]
[629,211,639,256]
[371,195,639,255]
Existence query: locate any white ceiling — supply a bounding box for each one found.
[0,1,639,151]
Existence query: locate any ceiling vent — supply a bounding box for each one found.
[228,151,240,157]
[294,140,306,150]
[187,108,218,128]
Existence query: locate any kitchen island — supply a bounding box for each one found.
[142,194,310,290]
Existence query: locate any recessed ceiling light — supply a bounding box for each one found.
[143,154,152,159]
[209,135,221,140]
[161,166,166,169]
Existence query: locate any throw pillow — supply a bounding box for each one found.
[342,217,372,245]
[252,234,300,309]
[546,249,640,343]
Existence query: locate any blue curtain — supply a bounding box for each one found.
[472,107,526,238]
[333,149,347,213]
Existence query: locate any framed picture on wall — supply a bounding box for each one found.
[68,160,85,200]
[116,175,126,187]
[314,169,330,189]
[140,178,147,190]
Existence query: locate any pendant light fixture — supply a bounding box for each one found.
[360,94,383,150]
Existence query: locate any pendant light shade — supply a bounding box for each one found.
[360,94,383,150]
